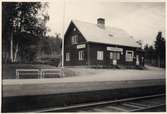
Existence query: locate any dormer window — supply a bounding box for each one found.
[71,35,78,44]
[108,33,113,37]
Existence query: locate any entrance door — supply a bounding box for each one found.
[113,52,117,65]
[136,55,139,66]
[109,52,120,65]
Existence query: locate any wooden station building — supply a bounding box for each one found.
[64,18,144,68]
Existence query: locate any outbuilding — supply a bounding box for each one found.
[64,18,144,68]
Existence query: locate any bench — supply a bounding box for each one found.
[16,68,64,79]
[16,69,40,79]
[41,68,64,78]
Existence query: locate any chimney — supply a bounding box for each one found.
[97,18,105,28]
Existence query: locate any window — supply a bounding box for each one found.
[73,28,76,31]
[66,52,70,61]
[111,52,120,60]
[126,50,134,62]
[110,52,120,60]
[71,35,78,44]
[97,51,103,60]
[113,52,117,60]
[79,50,84,61]
[117,53,120,60]
[110,52,113,59]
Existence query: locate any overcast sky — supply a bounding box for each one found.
[46,0,165,45]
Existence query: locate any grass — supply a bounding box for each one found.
[2,63,164,79]
[2,63,59,79]
[2,63,79,79]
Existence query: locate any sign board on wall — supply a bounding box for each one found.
[77,44,86,49]
[106,47,123,52]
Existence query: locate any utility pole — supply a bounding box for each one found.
[10,29,14,63]
[62,0,66,68]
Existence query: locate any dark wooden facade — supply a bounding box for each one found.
[64,21,144,68]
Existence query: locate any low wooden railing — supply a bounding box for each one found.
[16,68,64,79]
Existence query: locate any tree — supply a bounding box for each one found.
[136,40,143,48]
[35,34,62,66]
[154,32,165,67]
[144,32,165,67]
[2,2,49,63]
[144,44,149,61]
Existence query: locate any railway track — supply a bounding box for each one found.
[35,94,166,112]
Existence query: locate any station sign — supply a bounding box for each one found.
[106,46,123,52]
[77,44,86,49]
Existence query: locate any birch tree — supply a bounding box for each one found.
[2,2,49,63]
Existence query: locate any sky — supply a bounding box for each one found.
[46,0,165,45]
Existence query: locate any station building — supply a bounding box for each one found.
[64,18,144,68]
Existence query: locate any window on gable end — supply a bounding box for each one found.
[71,35,78,44]
[73,28,76,31]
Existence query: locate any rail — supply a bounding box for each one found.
[34,94,165,112]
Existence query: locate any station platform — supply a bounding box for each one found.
[2,66,166,112]
[3,65,165,97]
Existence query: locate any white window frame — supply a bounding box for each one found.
[73,28,76,31]
[110,52,120,61]
[110,52,113,59]
[125,50,134,62]
[71,35,78,44]
[78,50,84,61]
[97,51,103,60]
[66,52,70,61]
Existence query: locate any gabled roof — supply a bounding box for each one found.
[71,20,140,48]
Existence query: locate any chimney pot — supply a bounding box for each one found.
[97,18,105,28]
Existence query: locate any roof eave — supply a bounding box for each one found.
[87,41,141,48]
